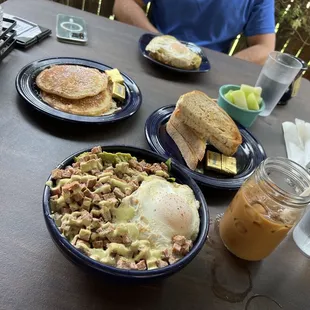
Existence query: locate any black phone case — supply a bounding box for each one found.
[15,26,52,49]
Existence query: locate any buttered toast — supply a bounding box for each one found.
[176,91,242,156]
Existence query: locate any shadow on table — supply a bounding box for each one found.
[206,217,263,304]
[16,95,141,143]
[202,187,236,208]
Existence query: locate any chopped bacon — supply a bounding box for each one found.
[113,187,126,199]
[168,256,179,265]
[62,181,80,192]
[172,235,186,246]
[92,240,104,248]
[149,163,163,174]
[72,162,80,168]
[172,243,182,255]
[51,169,63,180]
[91,146,102,154]
[82,188,94,199]
[92,194,101,204]
[116,259,137,270]
[136,260,147,270]
[157,260,168,268]
[93,181,103,190]
[128,159,143,172]
[103,193,116,200]
[91,169,100,175]
[181,240,193,255]
[61,170,72,178]
[86,178,96,189]
[51,187,61,196]
[160,162,168,172]
[162,249,170,261]
[122,235,131,245]
[72,192,84,202]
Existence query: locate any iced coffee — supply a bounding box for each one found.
[219,158,310,261]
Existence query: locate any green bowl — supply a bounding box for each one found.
[218,84,265,128]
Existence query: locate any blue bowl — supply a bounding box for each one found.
[218,84,265,128]
[43,145,209,280]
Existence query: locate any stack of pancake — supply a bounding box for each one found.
[36,65,113,116]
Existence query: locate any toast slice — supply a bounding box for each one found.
[169,110,206,161]
[166,121,198,170]
[176,91,242,156]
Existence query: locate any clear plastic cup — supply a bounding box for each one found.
[255,52,302,117]
[293,207,310,257]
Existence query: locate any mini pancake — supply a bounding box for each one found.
[36,65,108,99]
[41,88,113,116]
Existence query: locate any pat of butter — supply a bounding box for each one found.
[105,68,124,84]
[206,150,222,172]
[221,155,237,175]
[112,82,126,101]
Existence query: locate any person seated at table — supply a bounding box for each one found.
[113,0,275,65]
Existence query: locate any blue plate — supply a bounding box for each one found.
[145,105,266,190]
[43,145,209,280]
[139,33,211,73]
[16,57,142,124]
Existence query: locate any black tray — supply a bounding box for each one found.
[0,18,16,62]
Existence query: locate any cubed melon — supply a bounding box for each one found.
[224,90,234,103]
[231,90,248,110]
[247,93,260,110]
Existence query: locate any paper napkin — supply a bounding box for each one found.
[282,119,310,169]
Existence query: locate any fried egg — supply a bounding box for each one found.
[145,35,202,70]
[117,176,200,248]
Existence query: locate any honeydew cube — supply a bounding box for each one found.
[247,93,260,110]
[224,90,234,103]
[231,90,248,110]
[254,86,262,97]
[240,84,256,97]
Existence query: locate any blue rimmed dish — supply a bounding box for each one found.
[139,33,211,73]
[43,145,209,280]
[145,105,266,190]
[16,57,142,124]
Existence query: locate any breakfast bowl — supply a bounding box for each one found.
[43,145,209,280]
[218,84,265,128]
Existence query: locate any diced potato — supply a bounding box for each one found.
[231,90,248,109]
[247,93,260,110]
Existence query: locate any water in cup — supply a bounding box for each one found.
[293,209,310,257]
[256,70,289,116]
[256,52,302,117]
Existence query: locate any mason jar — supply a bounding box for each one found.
[219,157,310,261]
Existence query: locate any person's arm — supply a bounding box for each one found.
[113,0,159,33]
[234,33,275,65]
[233,0,275,65]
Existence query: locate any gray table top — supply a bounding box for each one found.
[1,0,310,309]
